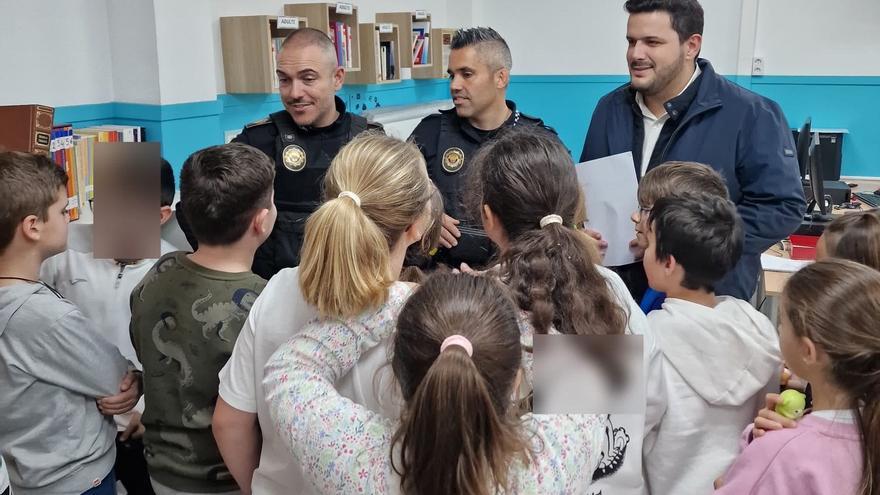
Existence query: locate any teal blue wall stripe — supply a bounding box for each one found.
[54,75,880,178]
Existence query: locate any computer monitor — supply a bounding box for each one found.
[796,117,812,179]
[806,131,833,221]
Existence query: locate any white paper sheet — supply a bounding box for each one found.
[760,253,811,273]
[576,152,640,267]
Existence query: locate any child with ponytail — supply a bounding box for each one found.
[466,127,666,495]
[265,273,607,494]
[214,133,434,494]
[816,209,880,270]
[716,259,880,495]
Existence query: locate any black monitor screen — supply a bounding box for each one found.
[796,117,812,179]
[808,132,827,215]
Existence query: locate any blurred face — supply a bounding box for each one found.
[277,43,344,127]
[626,12,693,97]
[448,46,506,121]
[41,187,71,257]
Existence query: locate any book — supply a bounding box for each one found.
[50,124,80,220]
[345,24,353,68]
[413,38,425,64]
[0,104,54,156]
[271,36,285,89]
[441,31,452,74]
[334,21,344,66]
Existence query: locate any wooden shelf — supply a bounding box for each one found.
[375,11,433,79]
[346,23,402,85]
[283,3,361,72]
[427,28,455,79]
[220,15,308,94]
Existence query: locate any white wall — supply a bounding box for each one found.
[107,0,161,104]
[2,0,879,110]
[155,0,218,104]
[472,0,744,75]
[754,0,880,76]
[0,0,114,106]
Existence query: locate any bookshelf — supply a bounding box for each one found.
[427,28,455,79]
[346,23,402,85]
[374,11,433,78]
[220,15,308,94]
[283,3,361,72]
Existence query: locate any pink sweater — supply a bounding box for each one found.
[715,414,862,495]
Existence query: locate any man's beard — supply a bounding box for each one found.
[633,52,687,97]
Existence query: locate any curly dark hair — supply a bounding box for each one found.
[466,127,628,336]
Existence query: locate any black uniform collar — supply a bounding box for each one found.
[628,64,703,122]
[446,100,519,142]
[292,96,350,135]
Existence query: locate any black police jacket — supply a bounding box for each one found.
[408,100,557,268]
[177,96,383,279]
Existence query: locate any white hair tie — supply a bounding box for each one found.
[540,214,563,228]
[338,191,361,207]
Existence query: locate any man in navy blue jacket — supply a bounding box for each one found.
[582,0,805,301]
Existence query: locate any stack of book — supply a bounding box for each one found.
[271,36,285,89]
[65,125,146,222]
[329,21,353,68]
[412,22,430,65]
[50,124,80,221]
[377,40,397,81]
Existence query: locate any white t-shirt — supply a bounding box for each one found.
[0,453,10,495]
[39,239,177,430]
[218,267,403,495]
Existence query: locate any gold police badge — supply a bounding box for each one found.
[442,147,465,173]
[282,144,306,172]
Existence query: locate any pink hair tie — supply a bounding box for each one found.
[440,335,473,357]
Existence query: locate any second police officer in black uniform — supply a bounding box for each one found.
[178,28,381,280]
[409,27,558,269]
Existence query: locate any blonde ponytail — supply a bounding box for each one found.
[299,132,431,318]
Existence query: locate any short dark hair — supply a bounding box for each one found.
[624,0,704,42]
[0,151,68,254]
[179,143,275,246]
[649,192,742,292]
[451,27,512,70]
[161,158,174,207]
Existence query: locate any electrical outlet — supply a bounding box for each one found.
[752,57,765,76]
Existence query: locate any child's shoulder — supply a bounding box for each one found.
[745,415,856,458]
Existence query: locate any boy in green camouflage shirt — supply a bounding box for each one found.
[130,143,276,494]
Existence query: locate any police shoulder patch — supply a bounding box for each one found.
[245,117,272,129]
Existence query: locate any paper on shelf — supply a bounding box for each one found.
[576,152,640,267]
[760,253,811,273]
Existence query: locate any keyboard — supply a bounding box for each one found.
[854,192,880,208]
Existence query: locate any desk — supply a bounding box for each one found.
[761,180,878,297]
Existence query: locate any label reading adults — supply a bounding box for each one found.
[276,16,300,29]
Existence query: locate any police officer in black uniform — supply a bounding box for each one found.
[409,27,557,269]
[178,28,381,279]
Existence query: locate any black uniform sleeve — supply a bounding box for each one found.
[231,126,250,145]
[408,115,441,159]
